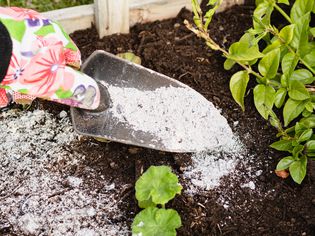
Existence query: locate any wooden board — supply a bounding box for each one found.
[129,0,192,27]
[95,0,129,37]
[42,0,244,35]
[41,4,94,34]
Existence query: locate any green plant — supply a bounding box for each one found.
[117,52,142,65]
[186,0,315,184]
[132,166,182,236]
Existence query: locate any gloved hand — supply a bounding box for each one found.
[0,7,100,109]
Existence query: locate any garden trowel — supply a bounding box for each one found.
[70,50,230,153]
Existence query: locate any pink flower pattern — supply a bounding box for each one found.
[0,88,9,108]
[19,44,68,96]
[0,7,100,109]
[0,7,42,21]
[2,54,27,85]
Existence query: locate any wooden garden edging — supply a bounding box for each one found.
[42,0,245,38]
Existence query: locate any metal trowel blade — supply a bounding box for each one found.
[70,50,217,153]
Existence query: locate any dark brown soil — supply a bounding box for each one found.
[26,4,314,236]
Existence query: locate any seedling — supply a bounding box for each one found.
[135,165,182,208]
[132,207,181,236]
[187,0,315,184]
[132,166,182,236]
[117,52,142,65]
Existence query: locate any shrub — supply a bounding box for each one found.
[186,0,315,184]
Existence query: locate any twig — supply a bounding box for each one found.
[48,188,72,199]
[0,182,24,200]
[174,33,195,43]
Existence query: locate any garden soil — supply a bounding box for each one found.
[1,4,314,236]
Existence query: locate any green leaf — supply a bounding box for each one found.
[305,101,314,112]
[269,115,280,129]
[255,0,264,6]
[135,166,182,207]
[1,19,26,42]
[302,109,312,118]
[290,69,314,85]
[224,58,235,70]
[277,0,289,5]
[254,84,276,119]
[207,0,218,5]
[276,156,295,170]
[306,140,315,152]
[298,129,313,143]
[303,49,315,67]
[35,24,55,36]
[283,98,306,126]
[292,140,299,147]
[229,71,249,111]
[204,1,222,31]
[275,88,287,108]
[138,198,156,209]
[292,144,304,157]
[248,58,259,66]
[270,140,293,151]
[288,80,310,100]
[289,156,307,184]
[247,27,264,36]
[291,13,310,56]
[281,52,299,78]
[132,207,181,236]
[278,24,295,44]
[295,122,308,136]
[253,1,274,30]
[290,0,314,23]
[239,33,255,45]
[258,48,280,78]
[191,0,202,28]
[228,42,264,61]
[300,115,315,128]
[117,52,142,65]
[281,74,288,87]
[204,9,216,30]
[310,27,315,37]
[263,39,282,54]
[191,0,202,15]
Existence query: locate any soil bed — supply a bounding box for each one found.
[1,4,314,236]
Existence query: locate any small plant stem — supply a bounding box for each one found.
[219,48,263,80]
[161,204,165,209]
[269,110,292,139]
[284,45,315,74]
[186,20,294,140]
[270,29,315,75]
[267,79,281,88]
[185,20,264,80]
[299,58,315,75]
[273,3,292,24]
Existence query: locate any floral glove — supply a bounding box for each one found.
[0,7,100,109]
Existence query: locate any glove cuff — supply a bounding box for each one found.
[0,21,12,83]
